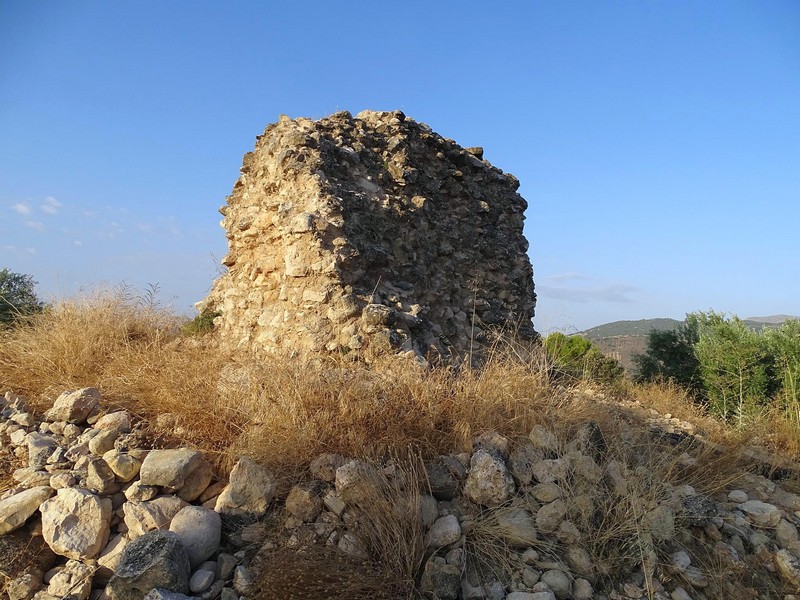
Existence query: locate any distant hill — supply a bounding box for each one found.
[578,315,798,373]
[580,318,682,340]
[746,314,798,324]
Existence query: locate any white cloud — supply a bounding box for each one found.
[41,196,62,214]
[11,203,31,215]
[26,247,37,255]
[74,240,83,247]
[24,220,45,231]
[538,273,639,304]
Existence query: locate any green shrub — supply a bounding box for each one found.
[0,268,44,326]
[182,309,221,336]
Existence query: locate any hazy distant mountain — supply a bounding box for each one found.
[746,315,798,324]
[580,318,682,340]
[578,315,798,373]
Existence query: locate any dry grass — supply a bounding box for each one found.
[3,295,800,598]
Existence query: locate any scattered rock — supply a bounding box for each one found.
[168,506,221,568]
[0,486,54,535]
[46,388,101,424]
[107,530,191,600]
[214,457,275,520]
[463,449,515,507]
[40,487,112,559]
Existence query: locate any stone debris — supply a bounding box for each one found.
[3,388,800,600]
[198,110,536,364]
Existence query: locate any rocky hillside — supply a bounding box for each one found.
[3,386,800,600]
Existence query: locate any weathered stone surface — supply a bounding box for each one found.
[94,411,132,432]
[682,494,717,526]
[98,532,130,576]
[508,442,544,486]
[463,449,515,507]
[284,482,324,522]
[40,487,112,559]
[420,556,460,600]
[27,433,57,469]
[738,500,781,528]
[529,425,559,453]
[536,500,567,534]
[104,450,143,483]
[188,570,215,594]
[89,429,120,456]
[46,559,94,600]
[199,111,536,362]
[138,449,204,489]
[168,506,221,568]
[46,388,101,424]
[123,496,188,538]
[0,486,53,535]
[540,569,571,599]
[176,459,213,502]
[308,453,346,482]
[495,507,538,548]
[425,514,461,548]
[643,505,676,541]
[425,457,461,500]
[214,457,275,518]
[6,568,44,600]
[107,530,191,600]
[87,458,120,494]
[775,548,800,587]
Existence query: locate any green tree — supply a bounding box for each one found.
[764,319,800,420]
[633,318,702,392]
[0,269,44,326]
[544,332,624,385]
[693,312,774,427]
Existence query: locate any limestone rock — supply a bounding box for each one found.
[775,548,800,587]
[123,496,188,538]
[94,411,132,432]
[463,449,515,507]
[138,449,204,489]
[46,559,94,600]
[214,457,275,519]
[738,500,781,528]
[168,506,221,568]
[508,442,544,486]
[89,429,120,455]
[176,459,213,503]
[425,457,461,500]
[643,505,676,541]
[46,388,101,424]
[107,530,191,600]
[284,482,324,522]
[0,486,54,535]
[425,514,462,548]
[495,507,538,548]
[27,433,57,469]
[420,556,460,600]
[40,487,112,559]
[104,450,143,483]
[529,425,559,453]
[308,453,346,482]
[536,499,567,534]
[540,569,571,599]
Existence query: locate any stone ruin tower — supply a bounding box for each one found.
[200,110,536,362]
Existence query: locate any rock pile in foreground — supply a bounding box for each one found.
[2,389,800,600]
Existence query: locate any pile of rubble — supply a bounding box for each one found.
[2,388,800,600]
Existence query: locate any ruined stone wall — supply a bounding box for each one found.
[200,110,536,362]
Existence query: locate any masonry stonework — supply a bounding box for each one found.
[200,110,536,362]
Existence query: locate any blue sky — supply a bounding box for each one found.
[1,1,798,332]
